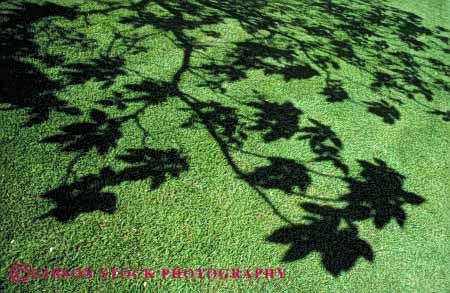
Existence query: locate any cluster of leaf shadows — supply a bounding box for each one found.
[1,0,448,276]
[266,159,424,276]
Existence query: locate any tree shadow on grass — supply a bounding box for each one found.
[3,0,442,277]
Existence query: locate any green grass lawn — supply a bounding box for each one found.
[1,0,450,291]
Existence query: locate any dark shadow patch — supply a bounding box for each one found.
[97,80,176,110]
[123,80,177,104]
[341,159,425,228]
[117,148,189,190]
[298,118,348,174]
[0,2,81,126]
[322,79,350,103]
[182,100,247,147]
[267,204,373,276]
[35,168,117,222]
[371,71,397,91]
[365,100,400,124]
[267,64,319,81]
[199,41,297,83]
[244,157,311,194]
[246,96,303,142]
[63,56,126,89]
[42,109,121,155]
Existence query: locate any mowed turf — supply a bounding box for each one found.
[1,0,449,291]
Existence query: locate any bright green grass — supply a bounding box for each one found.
[1,0,450,291]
